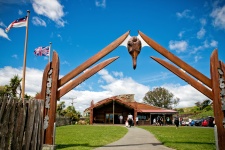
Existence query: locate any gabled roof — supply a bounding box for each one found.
[84,94,177,113]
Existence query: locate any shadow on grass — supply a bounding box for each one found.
[56,143,102,149]
[162,140,215,146]
[57,142,165,149]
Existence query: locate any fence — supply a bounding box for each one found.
[0,96,44,150]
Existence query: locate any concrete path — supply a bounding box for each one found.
[94,126,174,150]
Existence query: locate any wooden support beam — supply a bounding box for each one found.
[57,57,119,99]
[210,49,225,150]
[139,31,212,89]
[151,56,213,100]
[58,31,130,87]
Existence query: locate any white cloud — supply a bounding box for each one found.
[210,5,225,30]
[191,39,218,54]
[32,0,66,27]
[61,60,70,66]
[194,55,202,63]
[32,16,47,27]
[0,22,6,28]
[162,84,209,108]
[18,9,23,15]
[95,0,106,8]
[0,28,10,40]
[197,28,206,39]
[169,40,188,53]
[0,66,44,96]
[139,72,173,83]
[178,31,185,38]
[112,71,123,78]
[98,69,115,83]
[210,40,218,47]
[200,18,207,26]
[176,9,195,19]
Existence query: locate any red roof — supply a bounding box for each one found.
[85,94,177,113]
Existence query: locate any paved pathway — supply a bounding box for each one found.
[94,126,174,150]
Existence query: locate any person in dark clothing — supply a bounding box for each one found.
[174,117,179,129]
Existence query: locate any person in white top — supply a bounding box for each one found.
[127,113,133,127]
[136,116,139,126]
[119,115,123,124]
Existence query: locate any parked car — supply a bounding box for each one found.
[202,116,214,127]
[190,120,196,126]
[202,119,208,127]
[181,121,189,126]
[195,119,202,126]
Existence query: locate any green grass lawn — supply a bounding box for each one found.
[55,125,128,150]
[139,126,216,150]
[56,125,216,150]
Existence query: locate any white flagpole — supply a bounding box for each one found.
[49,42,52,63]
[21,10,30,100]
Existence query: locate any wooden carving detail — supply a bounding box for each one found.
[127,36,142,69]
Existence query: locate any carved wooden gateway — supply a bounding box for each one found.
[36,31,225,149]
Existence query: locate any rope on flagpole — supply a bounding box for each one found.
[21,10,30,100]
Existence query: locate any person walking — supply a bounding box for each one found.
[136,116,139,126]
[127,113,133,128]
[174,117,179,129]
[119,115,123,124]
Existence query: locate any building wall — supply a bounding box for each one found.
[93,101,133,124]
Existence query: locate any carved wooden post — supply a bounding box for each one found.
[210,50,225,150]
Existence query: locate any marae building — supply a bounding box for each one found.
[84,94,177,125]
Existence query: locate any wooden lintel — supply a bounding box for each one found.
[139,31,212,89]
[57,56,119,99]
[151,56,213,100]
[58,31,130,87]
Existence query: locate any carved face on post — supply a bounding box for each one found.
[127,36,142,69]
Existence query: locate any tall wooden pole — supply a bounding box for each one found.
[21,10,30,100]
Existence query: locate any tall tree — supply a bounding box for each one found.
[4,75,22,98]
[64,105,80,124]
[143,87,180,109]
[57,101,66,116]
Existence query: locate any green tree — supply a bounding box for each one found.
[4,75,22,98]
[64,106,80,124]
[143,87,180,109]
[0,86,5,98]
[57,101,66,116]
[201,99,211,110]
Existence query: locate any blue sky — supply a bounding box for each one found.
[0,0,225,113]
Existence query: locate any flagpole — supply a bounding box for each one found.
[49,42,52,63]
[21,10,30,100]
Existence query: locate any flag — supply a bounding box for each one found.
[34,46,50,56]
[5,16,27,33]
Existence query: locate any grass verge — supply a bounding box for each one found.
[56,125,128,150]
[139,126,216,150]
